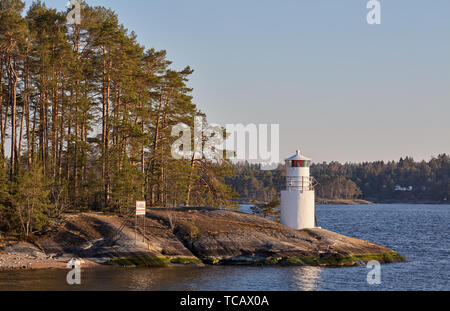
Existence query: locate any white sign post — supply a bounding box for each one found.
[135,201,146,244]
[136,201,146,215]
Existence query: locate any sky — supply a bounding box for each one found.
[23,0,450,163]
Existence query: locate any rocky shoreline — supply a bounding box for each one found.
[315,198,374,205]
[0,208,405,271]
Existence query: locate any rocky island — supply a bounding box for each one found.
[0,208,405,270]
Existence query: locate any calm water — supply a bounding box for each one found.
[0,204,448,291]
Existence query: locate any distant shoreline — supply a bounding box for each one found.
[240,199,449,206]
[239,199,373,206]
[365,200,449,205]
[315,198,373,205]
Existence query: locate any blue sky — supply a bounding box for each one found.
[24,0,450,163]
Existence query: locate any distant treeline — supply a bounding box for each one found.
[227,155,450,204]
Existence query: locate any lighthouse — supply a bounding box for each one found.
[281,150,316,230]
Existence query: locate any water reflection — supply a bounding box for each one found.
[291,266,323,291]
[126,267,203,291]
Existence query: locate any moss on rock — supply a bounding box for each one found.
[198,251,405,267]
[203,257,221,265]
[107,256,203,267]
[169,257,203,265]
[277,251,405,267]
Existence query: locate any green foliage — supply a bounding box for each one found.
[189,224,200,239]
[109,155,144,214]
[107,256,202,267]
[251,198,280,220]
[108,256,170,267]
[11,161,51,236]
[226,163,282,203]
[0,159,12,232]
[0,159,9,204]
[202,257,220,265]
[264,257,283,265]
[316,176,362,200]
[0,0,27,54]
[168,257,202,265]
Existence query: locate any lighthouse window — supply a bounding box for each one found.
[292,160,304,167]
[291,160,310,167]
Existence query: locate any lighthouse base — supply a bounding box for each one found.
[281,190,315,230]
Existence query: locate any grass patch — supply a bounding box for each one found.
[107,256,203,267]
[351,252,405,264]
[278,257,306,266]
[169,257,203,265]
[275,251,405,267]
[202,257,221,265]
[190,226,200,239]
[107,256,170,267]
[264,257,282,265]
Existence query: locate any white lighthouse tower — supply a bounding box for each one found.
[281,150,316,230]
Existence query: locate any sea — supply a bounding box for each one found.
[0,204,448,291]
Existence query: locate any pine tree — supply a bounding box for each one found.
[0,157,12,231]
[12,159,50,236]
[0,0,27,177]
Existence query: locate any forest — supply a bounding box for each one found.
[0,0,236,236]
[227,155,450,204]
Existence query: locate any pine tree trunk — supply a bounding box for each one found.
[52,70,60,178]
[148,95,164,206]
[9,58,18,177]
[102,52,112,208]
[25,59,31,168]
[0,55,3,158]
[58,78,65,178]
[17,99,24,161]
[31,100,37,164]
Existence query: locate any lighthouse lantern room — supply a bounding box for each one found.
[281,150,316,230]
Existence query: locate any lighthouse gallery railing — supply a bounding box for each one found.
[284,176,318,191]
